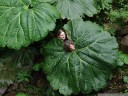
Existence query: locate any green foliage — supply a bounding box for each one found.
[118,51,128,66]
[0,47,37,87]
[32,63,40,71]
[16,92,27,96]
[97,0,112,10]
[42,19,118,95]
[123,76,128,83]
[17,70,30,82]
[52,0,98,19]
[0,0,60,49]
[109,0,128,25]
[110,7,128,21]
[46,87,62,96]
[123,76,128,93]
[0,0,124,95]
[51,0,113,20]
[113,0,128,8]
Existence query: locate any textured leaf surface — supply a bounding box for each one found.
[46,87,63,96]
[0,0,60,49]
[42,20,118,95]
[0,47,37,87]
[53,0,98,19]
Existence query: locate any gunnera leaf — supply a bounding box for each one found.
[0,47,37,87]
[52,0,98,19]
[42,19,118,95]
[46,86,63,96]
[0,0,60,49]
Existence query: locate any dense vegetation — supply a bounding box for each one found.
[0,0,128,96]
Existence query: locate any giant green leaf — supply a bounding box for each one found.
[0,0,60,49]
[52,0,98,19]
[0,47,37,87]
[46,86,63,96]
[42,19,118,95]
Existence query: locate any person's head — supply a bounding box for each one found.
[57,29,66,40]
[64,40,75,52]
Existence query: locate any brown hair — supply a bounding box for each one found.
[57,29,67,41]
[64,40,75,52]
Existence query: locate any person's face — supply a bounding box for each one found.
[58,31,66,40]
[69,44,75,50]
